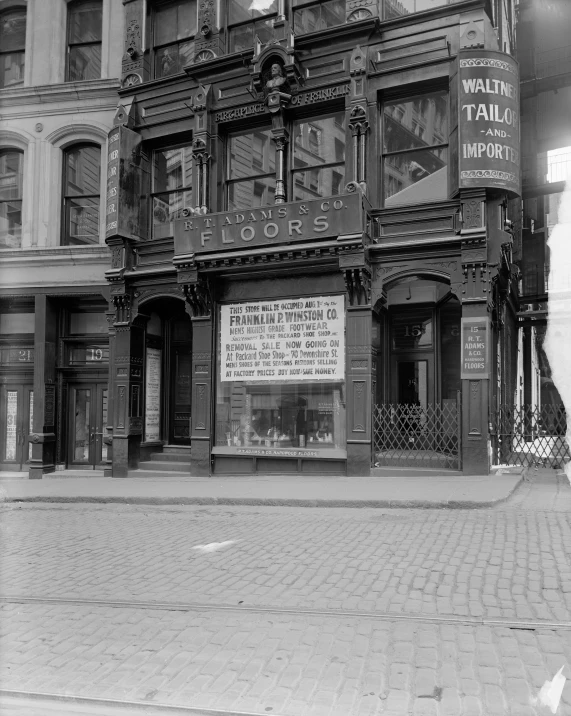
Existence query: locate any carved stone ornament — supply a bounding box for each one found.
[250,44,302,99]
[123,73,142,87]
[184,280,212,318]
[344,267,371,306]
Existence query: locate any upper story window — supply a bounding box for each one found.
[292,112,346,201]
[228,0,277,53]
[62,144,101,245]
[0,149,23,249]
[225,112,346,209]
[382,90,448,207]
[152,145,193,238]
[293,0,344,35]
[67,0,103,81]
[227,129,276,210]
[0,9,26,88]
[153,0,197,78]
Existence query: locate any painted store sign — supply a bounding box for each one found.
[458,50,521,195]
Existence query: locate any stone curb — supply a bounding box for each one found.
[0,475,523,509]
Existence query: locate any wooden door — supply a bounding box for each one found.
[68,383,108,468]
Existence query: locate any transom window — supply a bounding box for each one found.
[382,91,448,207]
[66,0,103,81]
[0,9,26,88]
[152,145,193,238]
[0,150,23,249]
[226,111,346,210]
[62,144,101,245]
[153,0,197,78]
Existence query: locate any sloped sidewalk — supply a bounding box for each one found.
[0,469,523,508]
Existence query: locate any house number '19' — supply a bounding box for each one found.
[87,348,104,361]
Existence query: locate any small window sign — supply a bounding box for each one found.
[461,318,489,379]
[0,347,34,364]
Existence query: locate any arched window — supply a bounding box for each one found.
[0,8,26,88]
[0,149,24,249]
[62,144,101,245]
[66,0,102,81]
[152,0,197,79]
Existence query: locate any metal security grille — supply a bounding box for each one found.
[373,397,461,470]
[491,405,570,468]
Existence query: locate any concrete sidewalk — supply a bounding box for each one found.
[0,468,524,508]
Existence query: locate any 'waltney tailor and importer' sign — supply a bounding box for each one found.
[458,50,521,196]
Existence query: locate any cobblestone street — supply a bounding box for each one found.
[1,471,571,714]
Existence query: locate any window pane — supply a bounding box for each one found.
[382,0,451,17]
[1,51,25,88]
[229,0,277,24]
[152,190,193,239]
[155,0,196,45]
[293,114,346,168]
[154,146,192,192]
[292,165,345,201]
[68,1,102,43]
[0,10,26,51]
[384,93,448,153]
[383,148,448,206]
[0,151,23,200]
[227,178,275,211]
[229,130,275,179]
[68,44,102,81]
[155,40,194,77]
[0,199,22,249]
[228,18,275,52]
[65,146,101,197]
[65,197,100,245]
[293,6,321,33]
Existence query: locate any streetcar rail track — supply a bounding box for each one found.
[1,594,570,631]
[0,689,280,716]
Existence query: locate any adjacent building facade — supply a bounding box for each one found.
[0,0,123,476]
[2,0,525,478]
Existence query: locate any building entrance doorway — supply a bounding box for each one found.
[142,299,192,446]
[0,383,33,470]
[67,382,108,468]
[374,277,462,470]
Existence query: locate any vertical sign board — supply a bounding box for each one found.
[105,125,149,240]
[461,318,490,380]
[145,348,162,441]
[458,50,521,196]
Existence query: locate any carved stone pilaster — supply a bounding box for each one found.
[112,293,132,325]
[193,0,224,61]
[348,104,369,189]
[121,1,146,86]
[192,137,211,214]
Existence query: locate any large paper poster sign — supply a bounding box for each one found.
[145,347,162,441]
[220,296,345,382]
[461,318,490,379]
[458,50,521,195]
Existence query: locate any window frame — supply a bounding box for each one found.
[65,0,103,82]
[380,88,450,208]
[224,110,348,210]
[0,7,26,89]
[151,0,198,80]
[150,141,194,240]
[61,142,102,246]
[0,148,24,249]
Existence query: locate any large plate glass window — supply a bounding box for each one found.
[153,0,197,78]
[66,0,102,81]
[0,149,23,249]
[292,112,346,201]
[152,144,193,239]
[227,0,277,53]
[293,0,345,35]
[227,128,276,211]
[215,296,346,457]
[0,9,26,88]
[382,91,448,207]
[62,144,101,245]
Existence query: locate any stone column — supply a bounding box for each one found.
[28,295,57,479]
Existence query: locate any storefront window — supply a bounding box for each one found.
[215,296,346,457]
[382,91,448,207]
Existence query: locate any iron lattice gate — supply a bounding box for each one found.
[491,405,570,468]
[373,396,462,470]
